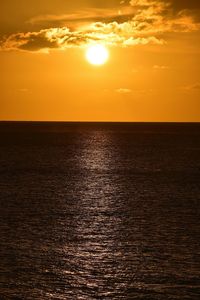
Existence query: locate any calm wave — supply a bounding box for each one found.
[1,122,200,299]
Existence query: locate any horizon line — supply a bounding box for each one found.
[0,120,200,124]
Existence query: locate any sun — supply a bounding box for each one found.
[86,44,109,66]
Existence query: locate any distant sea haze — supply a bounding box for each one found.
[1,122,200,299]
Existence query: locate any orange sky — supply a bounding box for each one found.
[0,0,200,121]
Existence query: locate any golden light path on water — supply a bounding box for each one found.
[56,129,145,299]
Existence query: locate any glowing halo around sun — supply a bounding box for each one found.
[86,44,109,66]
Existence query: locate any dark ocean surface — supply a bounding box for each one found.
[0,122,200,299]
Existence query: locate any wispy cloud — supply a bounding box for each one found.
[0,0,199,52]
[116,88,132,94]
[28,7,134,27]
[17,88,29,93]
[153,65,170,70]
[182,82,200,91]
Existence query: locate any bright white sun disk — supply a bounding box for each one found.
[86,44,109,66]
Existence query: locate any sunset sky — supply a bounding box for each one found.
[1,0,200,121]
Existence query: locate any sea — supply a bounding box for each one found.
[0,122,200,299]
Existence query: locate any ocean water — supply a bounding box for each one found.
[0,122,200,300]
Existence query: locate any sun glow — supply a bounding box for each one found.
[86,44,109,66]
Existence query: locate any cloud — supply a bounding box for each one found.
[192,83,200,90]
[0,28,102,52]
[153,65,170,69]
[28,7,134,27]
[182,83,200,90]
[18,88,29,93]
[124,36,164,45]
[116,88,132,93]
[129,0,200,34]
[0,0,199,52]
[0,26,164,52]
[170,0,200,11]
